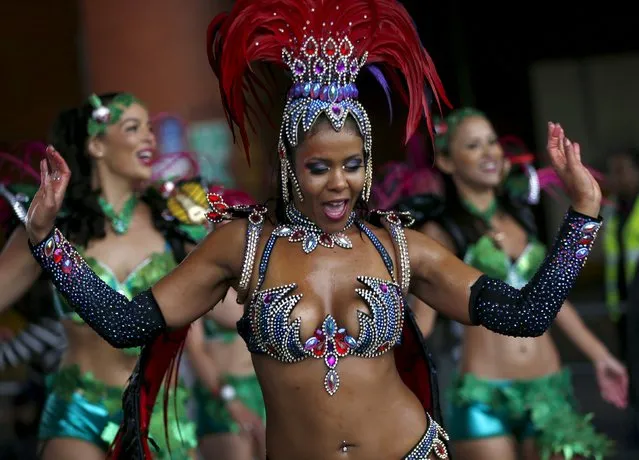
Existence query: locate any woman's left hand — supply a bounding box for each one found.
[594,353,629,409]
[546,122,601,217]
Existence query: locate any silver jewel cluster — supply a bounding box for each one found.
[273,204,356,253]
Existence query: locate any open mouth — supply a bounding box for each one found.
[136,149,154,166]
[322,199,349,222]
[479,160,499,174]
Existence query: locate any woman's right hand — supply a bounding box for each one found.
[26,146,71,244]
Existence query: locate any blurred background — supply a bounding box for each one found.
[1,1,639,458]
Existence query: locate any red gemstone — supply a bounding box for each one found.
[319,233,333,247]
[207,211,221,221]
[214,202,229,212]
[335,335,349,355]
[61,258,73,274]
[305,40,317,55]
[579,236,593,245]
[291,230,305,240]
[52,248,63,264]
[325,40,335,56]
[313,341,326,357]
[340,41,351,55]
[376,342,389,353]
[207,193,221,203]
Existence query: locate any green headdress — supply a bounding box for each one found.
[433,107,485,154]
[87,93,143,136]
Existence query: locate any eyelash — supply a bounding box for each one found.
[307,161,363,175]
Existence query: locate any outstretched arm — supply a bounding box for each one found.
[555,301,628,408]
[29,218,245,348]
[25,146,247,348]
[408,123,602,337]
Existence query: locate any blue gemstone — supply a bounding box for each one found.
[328,84,338,103]
[575,247,589,259]
[304,336,319,350]
[311,82,321,98]
[303,82,311,97]
[345,336,357,348]
[325,316,337,336]
[320,85,329,101]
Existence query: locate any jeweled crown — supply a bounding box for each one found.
[282,36,367,103]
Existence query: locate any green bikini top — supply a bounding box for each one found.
[203,318,237,344]
[464,235,546,289]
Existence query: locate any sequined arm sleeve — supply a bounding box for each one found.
[468,208,601,337]
[29,228,167,348]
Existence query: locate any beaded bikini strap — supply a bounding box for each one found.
[377,211,414,295]
[236,207,267,304]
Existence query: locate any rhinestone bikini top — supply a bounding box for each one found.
[235,208,411,395]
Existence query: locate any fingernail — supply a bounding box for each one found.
[46,145,53,153]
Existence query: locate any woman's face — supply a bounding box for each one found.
[437,115,505,190]
[293,119,365,233]
[608,153,639,199]
[89,103,157,182]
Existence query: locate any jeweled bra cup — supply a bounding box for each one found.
[237,212,407,395]
[246,275,404,395]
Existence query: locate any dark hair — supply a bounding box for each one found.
[432,108,492,244]
[274,115,368,223]
[51,92,179,249]
[434,108,534,249]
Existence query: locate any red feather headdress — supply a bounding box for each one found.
[207,0,449,201]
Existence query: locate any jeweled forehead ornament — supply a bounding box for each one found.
[278,33,373,203]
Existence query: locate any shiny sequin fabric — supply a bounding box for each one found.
[30,228,166,348]
[469,209,601,337]
[236,211,409,395]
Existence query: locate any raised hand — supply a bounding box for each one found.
[25,146,71,244]
[546,122,601,217]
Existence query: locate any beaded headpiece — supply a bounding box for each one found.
[207,0,448,203]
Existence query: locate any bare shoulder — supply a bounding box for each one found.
[197,218,250,278]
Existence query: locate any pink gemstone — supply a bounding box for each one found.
[380,283,388,293]
[52,248,63,264]
[326,354,337,367]
[326,371,338,393]
[61,258,73,274]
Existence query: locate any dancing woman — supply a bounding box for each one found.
[24,2,603,459]
[0,93,204,459]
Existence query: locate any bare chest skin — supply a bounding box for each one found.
[247,225,433,459]
[60,205,169,386]
[461,213,561,379]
